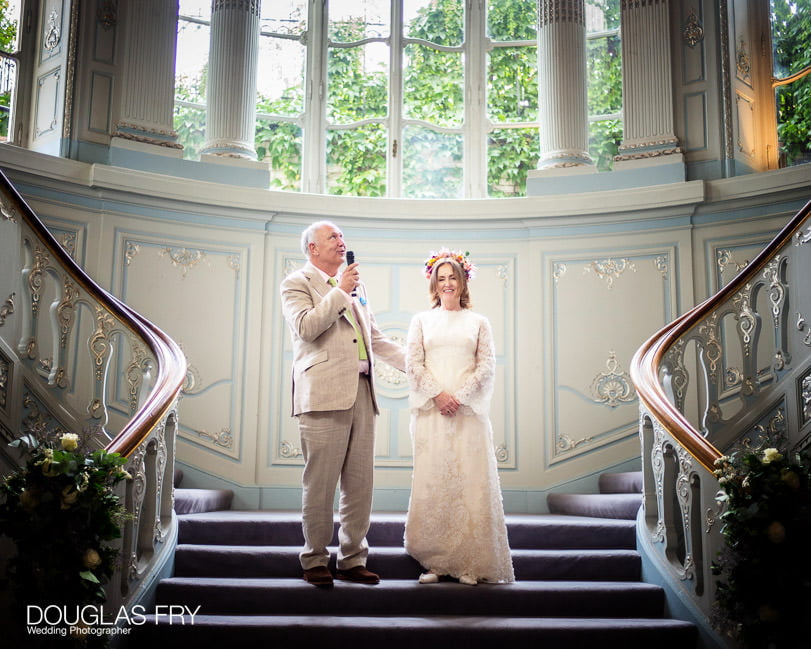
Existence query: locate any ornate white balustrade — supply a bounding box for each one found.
[632,200,811,637]
[0,170,186,615]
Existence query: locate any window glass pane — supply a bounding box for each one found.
[256,118,302,191]
[487,46,538,123]
[586,0,622,171]
[402,125,463,198]
[173,102,206,160]
[257,36,305,117]
[329,0,390,42]
[260,0,307,36]
[177,0,210,85]
[0,0,19,141]
[589,118,622,171]
[175,1,210,160]
[487,127,539,197]
[487,0,537,42]
[258,0,306,119]
[771,0,811,167]
[586,0,620,33]
[587,34,622,116]
[327,42,389,124]
[1,0,18,53]
[326,123,387,196]
[403,44,463,127]
[404,0,463,47]
[0,55,15,140]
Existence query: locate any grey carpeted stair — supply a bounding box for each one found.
[173,468,234,515]
[132,614,697,649]
[131,509,697,648]
[547,471,643,520]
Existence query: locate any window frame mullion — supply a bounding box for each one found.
[465,0,487,199]
[387,0,404,197]
[303,0,328,194]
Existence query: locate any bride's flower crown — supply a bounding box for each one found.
[423,248,476,280]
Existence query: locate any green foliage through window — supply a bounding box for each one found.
[771,0,811,167]
[174,0,628,197]
[0,0,18,140]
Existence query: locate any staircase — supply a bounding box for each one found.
[547,471,643,520]
[131,471,696,648]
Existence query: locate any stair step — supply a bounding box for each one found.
[174,545,641,581]
[174,487,234,515]
[178,512,637,550]
[155,578,667,618]
[132,614,697,649]
[598,471,643,494]
[161,509,696,646]
[546,493,642,520]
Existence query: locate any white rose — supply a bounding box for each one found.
[762,448,783,465]
[60,433,80,452]
[83,548,103,570]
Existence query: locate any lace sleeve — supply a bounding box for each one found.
[454,315,495,416]
[406,314,442,411]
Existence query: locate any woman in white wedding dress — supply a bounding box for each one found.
[404,250,514,586]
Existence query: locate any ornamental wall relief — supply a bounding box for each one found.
[159,247,208,279]
[584,257,637,289]
[43,10,61,53]
[0,293,14,326]
[682,8,704,47]
[590,350,637,408]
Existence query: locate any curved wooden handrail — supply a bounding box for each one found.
[631,199,811,471]
[772,64,811,88]
[0,169,186,457]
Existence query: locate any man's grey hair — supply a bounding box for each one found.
[301,220,338,258]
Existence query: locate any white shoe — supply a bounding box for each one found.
[459,574,477,586]
[418,571,439,584]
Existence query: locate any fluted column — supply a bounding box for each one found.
[113,1,180,149]
[615,0,682,164]
[536,0,592,169]
[201,0,260,159]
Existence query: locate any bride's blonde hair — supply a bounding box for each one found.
[428,258,471,309]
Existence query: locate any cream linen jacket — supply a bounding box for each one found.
[280,261,405,416]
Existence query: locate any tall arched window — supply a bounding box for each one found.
[175,0,622,198]
[770,0,811,167]
[0,0,20,142]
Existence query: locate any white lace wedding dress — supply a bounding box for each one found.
[403,308,515,583]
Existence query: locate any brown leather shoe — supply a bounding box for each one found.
[335,565,380,584]
[303,565,333,587]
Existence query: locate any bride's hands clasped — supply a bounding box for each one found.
[434,391,460,416]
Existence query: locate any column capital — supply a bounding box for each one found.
[538,0,585,27]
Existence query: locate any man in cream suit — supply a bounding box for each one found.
[281,221,405,588]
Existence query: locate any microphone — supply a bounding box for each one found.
[346,250,357,297]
